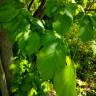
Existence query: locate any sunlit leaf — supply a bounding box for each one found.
[37,43,66,80]
[54,56,76,96]
[28,88,37,96]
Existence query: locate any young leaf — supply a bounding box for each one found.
[54,56,76,96]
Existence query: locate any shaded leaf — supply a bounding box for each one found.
[53,13,73,35]
[18,32,40,55]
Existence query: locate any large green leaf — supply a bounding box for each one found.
[80,15,95,42]
[45,0,58,16]
[18,32,40,55]
[0,0,21,23]
[41,30,57,47]
[25,32,40,55]
[54,56,76,96]
[66,3,77,15]
[37,43,66,80]
[3,13,28,42]
[80,25,95,42]
[53,12,73,35]
[89,15,96,27]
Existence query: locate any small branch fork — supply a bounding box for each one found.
[84,0,96,12]
[28,0,47,19]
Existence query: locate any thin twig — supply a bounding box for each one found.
[28,0,34,11]
[33,0,47,19]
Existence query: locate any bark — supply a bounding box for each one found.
[0,30,13,95]
[0,59,9,96]
[28,0,34,11]
[84,8,96,11]
[0,0,4,4]
[0,0,13,95]
[33,0,46,19]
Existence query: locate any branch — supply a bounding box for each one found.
[33,0,46,19]
[28,0,34,11]
[85,0,96,11]
[84,8,96,11]
[0,0,4,5]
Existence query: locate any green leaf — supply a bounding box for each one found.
[53,13,73,35]
[30,17,45,32]
[80,25,94,42]
[0,0,20,23]
[45,0,58,16]
[37,43,65,80]
[80,15,90,26]
[66,3,77,15]
[18,32,40,55]
[25,32,40,55]
[89,16,96,27]
[54,56,76,96]
[41,30,56,47]
[79,15,95,42]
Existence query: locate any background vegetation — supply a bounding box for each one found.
[0,0,96,96]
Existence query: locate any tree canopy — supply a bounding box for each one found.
[0,0,96,96]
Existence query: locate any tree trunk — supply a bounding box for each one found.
[0,30,13,95]
[0,0,13,95]
[0,59,9,96]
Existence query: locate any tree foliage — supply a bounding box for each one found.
[0,0,96,96]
